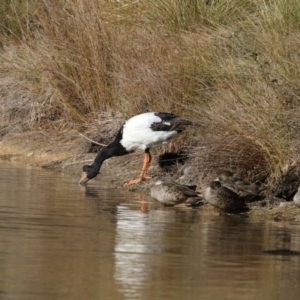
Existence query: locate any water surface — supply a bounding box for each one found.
[0,162,300,300]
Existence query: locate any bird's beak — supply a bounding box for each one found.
[78,172,89,185]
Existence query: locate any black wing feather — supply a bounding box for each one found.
[151,112,191,132]
[154,112,179,121]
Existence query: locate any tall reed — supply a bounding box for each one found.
[1,0,300,180]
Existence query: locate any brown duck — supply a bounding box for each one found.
[204,181,247,212]
[218,171,266,200]
[150,180,202,206]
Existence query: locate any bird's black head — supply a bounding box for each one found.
[79,165,99,185]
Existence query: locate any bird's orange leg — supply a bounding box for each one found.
[123,151,152,186]
[140,151,152,179]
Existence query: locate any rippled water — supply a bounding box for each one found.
[0,162,300,300]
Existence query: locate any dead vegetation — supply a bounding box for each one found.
[1,0,300,190]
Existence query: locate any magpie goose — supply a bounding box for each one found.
[79,112,191,186]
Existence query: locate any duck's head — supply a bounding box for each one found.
[210,181,222,190]
[79,165,99,185]
[218,170,234,182]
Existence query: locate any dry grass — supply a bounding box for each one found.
[1,0,300,182]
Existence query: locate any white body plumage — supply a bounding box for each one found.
[120,112,178,151]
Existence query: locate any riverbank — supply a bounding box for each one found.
[1,126,300,222]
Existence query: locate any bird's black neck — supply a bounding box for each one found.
[90,147,110,173]
[90,135,129,174]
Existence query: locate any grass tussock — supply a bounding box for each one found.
[1,0,300,182]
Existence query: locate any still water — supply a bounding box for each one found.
[0,162,300,300]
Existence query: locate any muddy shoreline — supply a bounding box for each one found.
[1,130,300,222]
